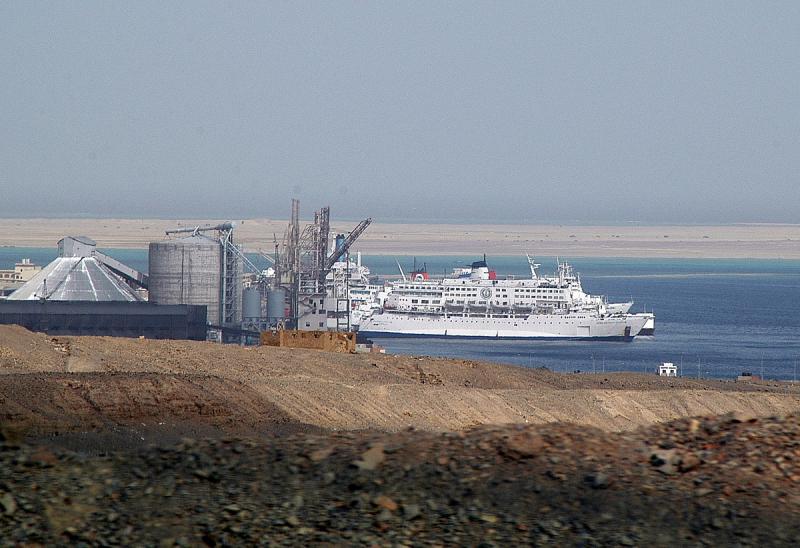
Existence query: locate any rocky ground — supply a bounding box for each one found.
[2,413,800,546]
[3,325,800,545]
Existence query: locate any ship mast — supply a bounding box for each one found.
[526,253,540,279]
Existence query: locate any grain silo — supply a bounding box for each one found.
[148,235,223,325]
[266,287,287,326]
[242,287,262,322]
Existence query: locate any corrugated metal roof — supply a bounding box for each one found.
[7,257,140,301]
[69,236,96,247]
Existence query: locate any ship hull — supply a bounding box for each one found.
[632,313,655,336]
[358,331,636,341]
[359,312,649,341]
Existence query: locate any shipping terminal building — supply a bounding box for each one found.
[0,203,371,342]
[0,236,207,340]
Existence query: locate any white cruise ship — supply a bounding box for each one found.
[358,256,651,340]
[324,252,386,330]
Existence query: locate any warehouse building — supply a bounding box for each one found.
[0,236,206,340]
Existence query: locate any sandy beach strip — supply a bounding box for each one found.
[0,218,798,259]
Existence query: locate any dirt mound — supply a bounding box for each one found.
[2,414,800,545]
[0,325,65,372]
[2,325,799,436]
[0,372,295,437]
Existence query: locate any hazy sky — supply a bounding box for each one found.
[1,2,798,223]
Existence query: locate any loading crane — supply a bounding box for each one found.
[324,218,372,270]
[164,222,236,237]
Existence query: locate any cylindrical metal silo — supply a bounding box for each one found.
[266,288,287,325]
[148,235,222,325]
[242,287,261,323]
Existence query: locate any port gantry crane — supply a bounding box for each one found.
[273,199,372,329]
[324,216,372,332]
[324,217,372,271]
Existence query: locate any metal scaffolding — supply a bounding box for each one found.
[297,205,330,295]
[220,228,240,326]
[273,199,372,330]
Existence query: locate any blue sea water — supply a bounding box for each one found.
[2,248,798,380]
[364,255,800,381]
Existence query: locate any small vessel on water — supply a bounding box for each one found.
[358,256,652,340]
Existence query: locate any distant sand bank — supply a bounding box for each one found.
[0,218,798,259]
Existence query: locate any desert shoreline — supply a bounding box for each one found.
[1,217,799,259]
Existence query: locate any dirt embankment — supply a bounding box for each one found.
[2,326,799,441]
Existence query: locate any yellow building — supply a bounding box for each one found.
[0,259,42,297]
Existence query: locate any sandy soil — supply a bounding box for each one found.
[1,217,799,258]
[2,326,798,442]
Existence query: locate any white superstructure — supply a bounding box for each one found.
[324,252,386,329]
[359,257,650,340]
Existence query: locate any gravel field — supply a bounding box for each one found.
[2,414,800,546]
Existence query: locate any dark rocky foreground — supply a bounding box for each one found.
[2,414,800,547]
